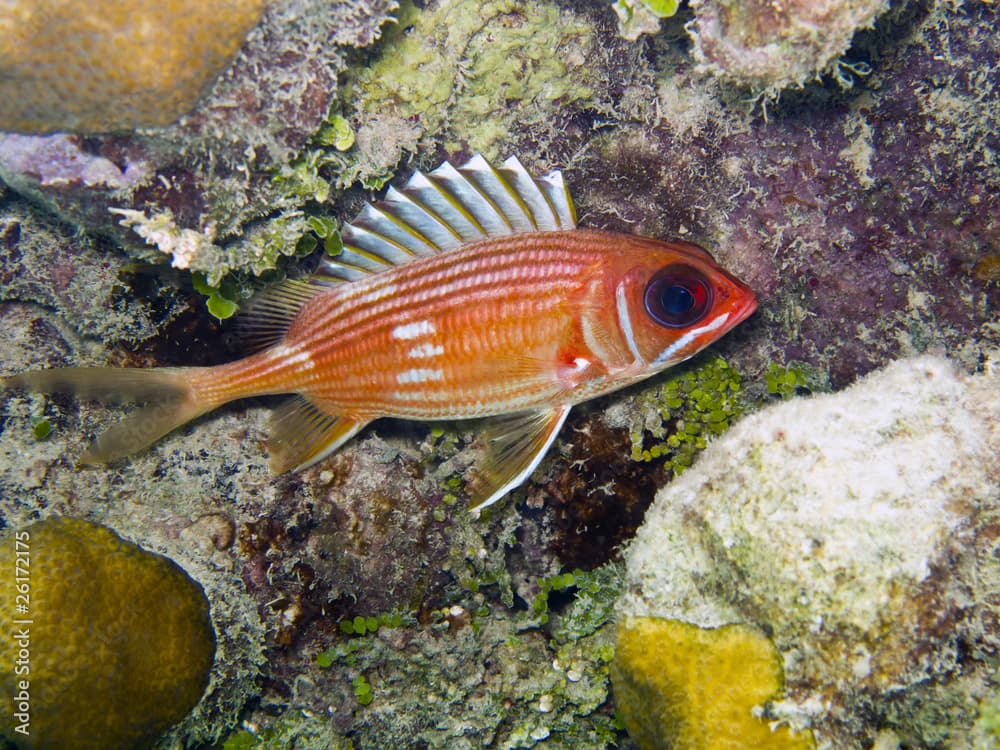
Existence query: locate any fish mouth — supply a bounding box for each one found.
[726,285,758,328]
[735,292,758,324]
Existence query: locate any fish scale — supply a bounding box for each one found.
[5,154,757,509]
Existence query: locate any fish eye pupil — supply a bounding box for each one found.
[661,285,694,315]
[644,265,712,328]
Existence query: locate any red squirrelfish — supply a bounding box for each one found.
[5,154,757,508]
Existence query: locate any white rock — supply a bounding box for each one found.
[619,356,1000,748]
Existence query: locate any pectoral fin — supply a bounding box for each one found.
[268,396,368,473]
[467,405,572,511]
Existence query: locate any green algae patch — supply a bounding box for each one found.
[351,0,598,157]
[611,0,678,40]
[219,713,355,750]
[192,271,242,321]
[611,617,816,750]
[30,418,52,441]
[764,361,829,400]
[974,681,1000,746]
[0,517,215,750]
[290,0,602,201]
[308,556,627,748]
[317,114,357,152]
[627,355,744,473]
[639,0,678,15]
[529,565,622,643]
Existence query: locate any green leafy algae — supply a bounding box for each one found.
[530,564,624,644]
[316,114,357,152]
[222,731,261,750]
[613,0,678,21]
[31,417,53,441]
[765,361,829,399]
[192,272,242,321]
[353,674,375,705]
[642,0,678,14]
[337,610,410,637]
[611,0,678,39]
[273,148,335,204]
[628,356,745,473]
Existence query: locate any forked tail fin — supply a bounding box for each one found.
[5,366,213,463]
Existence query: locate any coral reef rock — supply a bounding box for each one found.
[0,203,160,344]
[0,0,398,280]
[0,516,216,750]
[0,0,266,133]
[687,0,892,91]
[617,355,1000,749]
[347,0,601,171]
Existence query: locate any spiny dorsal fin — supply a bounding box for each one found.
[319,154,577,282]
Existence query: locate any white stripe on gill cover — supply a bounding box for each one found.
[651,313,730,367]
[615,283,644,367]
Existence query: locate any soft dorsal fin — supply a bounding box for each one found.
[319,154,577,282]
[237,279,332,353]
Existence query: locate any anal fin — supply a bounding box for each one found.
[467,405,572,511]
[268,396,368,473]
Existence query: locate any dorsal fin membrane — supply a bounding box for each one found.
[537,168,576,229]
[496,155,561,231]
[410,166,494,242]
[321,154,576,281]
[463,154,536,233]
[237,279,330,353]
[428,160,511,237]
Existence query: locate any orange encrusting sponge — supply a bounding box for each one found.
[611,617,816,750]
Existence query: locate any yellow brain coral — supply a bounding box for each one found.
[611,617,815,750]
[0,0,265,133]
[0,517,215,750]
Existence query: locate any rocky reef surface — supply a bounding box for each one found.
[0,0,998,748]
[0,0,398,288]
[616,355,1000,748]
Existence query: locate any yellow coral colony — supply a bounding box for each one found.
[0,517,215,750]
[611,617,815,750]
[0,0,265,132]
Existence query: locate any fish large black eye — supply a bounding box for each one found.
[644,265,712,328]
